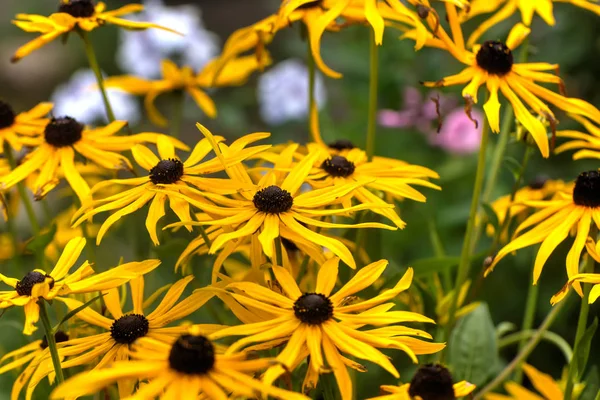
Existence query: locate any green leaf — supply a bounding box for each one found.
[579,365,599,400]
[447,303,499,387]
[25,224,57,255]
[53,293,105,332]
[574,317,598,380]
[481,203,500,232]
[411,256,460,277]
[503,156,522,181]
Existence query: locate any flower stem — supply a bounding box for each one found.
[274,237,284,267]
[365,29,379,159]
[307,41,317,143]
[38,299,65,384]
[513,273,539,383]
[171,90,185,139]
[79,30,116,123]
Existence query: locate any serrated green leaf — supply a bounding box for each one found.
[481,203,500,232]
[25,224,57,255]
[579,365,599,400]
[447,303,499,387]
[53,293,105,332]
[574,318,598,380]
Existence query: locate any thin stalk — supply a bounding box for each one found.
[498,330,572,362]
[170,90,185,139]
[198,226,212,250]
[79,30,116,123]
[513,277,539,383]
[38,300,65,384]
[307,41,317,143]
[81,221,96,264]
[274,237,284,267]
[474,292,570,400]
[442,121,490,349]
[365,29,379,159]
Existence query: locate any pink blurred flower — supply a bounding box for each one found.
[429,108,483,155]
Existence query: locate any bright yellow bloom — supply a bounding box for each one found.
[485,171,600,295]
[50,330,308,400]
[555,115,600,160]
[73,130,270,245]
[415,11,600,158]
[104,57,269,127]
[462,0,600,47]
[552,240,600,304]
[210,258,444,400]
[12,0,178,62]
[0,101,52,152]
[0,117,185,202]
[0,237,160,334]
[44,206,99,262]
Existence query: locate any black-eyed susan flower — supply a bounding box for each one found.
[73,131,270,245]
[485,171,600,294]
[210,258,444,400]
[367,363,475,400]
[0,101,52,152]
[416,15,600,158]
[44,206,99,262]
[11,0,178,62]
[0,116,186,202]
[50,330,309,400]
[551,238,600,304]
[555,115,600,160]
[0,236,160,334]
[104,57,269,127]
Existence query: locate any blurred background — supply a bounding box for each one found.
[1,0,600,398]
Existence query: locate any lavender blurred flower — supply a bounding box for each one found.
[257,59,327,126]
[430,108,483,155]
[117,0,219,79]
[51,69,140,125]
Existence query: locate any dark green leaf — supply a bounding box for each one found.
[25,224,57,255]
[53,293,105,332]
[574,318,598,380]
[447,303,499,387]
[579,365,599,400]
[481,203,500,232]
[503,156,522,182]
[411,256,460,277]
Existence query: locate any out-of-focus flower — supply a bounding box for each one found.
[555,115,600,160]
[51,69,140,125]
[257,59,327,126]
[430,108,483,154]
[117,0,219,79]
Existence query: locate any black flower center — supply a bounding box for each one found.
[168,334,216,375]
[528,175,549,190]
[297,0,323,10]
[44,117,83,147]
[408,364,456,400]
[110,314,149,344]
[58,0,96,18]
[573,170,600,208]
[16,271,54,296]
[476,41,513,76]
[40,331,70,350]
[149,159,184,184]
[328,139,355,151]
[253,185,294,214]
[293,293,333,325]
[0,100,16,129]
[321,156,355,178]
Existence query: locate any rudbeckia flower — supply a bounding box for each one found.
[210,258,444,400]
[551,240,600,304]
[485,171,600,294]
[0,236,160,334]
[416,13,600,158]
[72,131,270,245]
[104,57,270,127]
[368,363,475,400]
[50,331,309,400]
[44,206,100,262]
[555,115,600,160]
[0,100,52,152]
[0,116,186,202]
[11,0,178,62]
[462,0,600,47]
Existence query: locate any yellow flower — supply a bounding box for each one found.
[462,0,600,47]
[485,171,600,295]
[44,206,99,262]
[0,236,161,334]
[555,115,600,160]
[0,117,186,202]
[50,330,309,400]
[434,279,480,325]
[12,0,178,62]
[104,57,270,127]
[0,101,52,152]
[551,240,600,304]
[73,131,270,245]
[415,13,600,158]
[367,363,475,400]
[210,258,444,400]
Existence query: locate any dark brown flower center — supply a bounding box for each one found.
[110,314,149,344]
[168,334,215,375]
[476,41,513,76]
[44,117,83,147]
[40,331,70,350]
[573,170,600,208]
[321,156,355,178]
[293,293,333,325]
[328,139,355,151]
[149,159,184,184]
[408,363,456,400]
[58,0,96,18]
[16,271,54,296]
[253,185,294,214]
[0,100,16,129]
[528,175,549,190]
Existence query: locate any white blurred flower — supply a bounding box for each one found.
[51,69,140,125]
[117,0,219,79]
[258,59,327,126]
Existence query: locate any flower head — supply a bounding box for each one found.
[0,101,52,152]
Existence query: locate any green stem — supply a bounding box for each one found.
[498,330,572,362]
[38,300,65,384]
[513,274,539,383]
[442,121,490,349]
[307,41,317,143]
[171,90,185,139]
[474,292,570,400]
[198,226,212,250]
[274,237,284,267]
[81,221,96,264]
[365,30,379,159]
[79,30,116,123]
